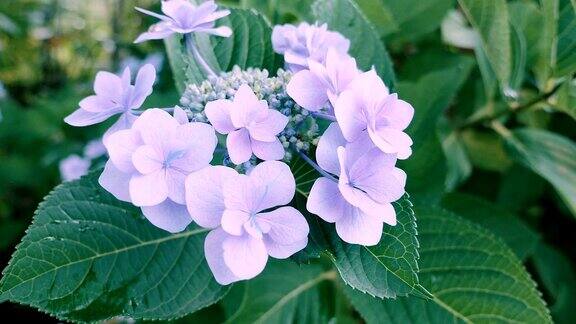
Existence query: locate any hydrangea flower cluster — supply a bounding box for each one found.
[64,2,414,285]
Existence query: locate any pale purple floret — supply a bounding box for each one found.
[185,161,309,285]
[334,70,415,159]
[134,0,232,43]
[59,155,91,182]
[99,108,217,233]
[205,84,288,164]
[287,48,359,112]
[272,22,350,72]
[307,123,406,246]
[64,64,156,140]
[83,139,107,159]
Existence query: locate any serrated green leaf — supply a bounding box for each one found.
[289,156,422,298]
[326,195,425,299]
[312,0,396,89]
[458,0,512,88]
[346,207,552,323]
[442,193,540,260]
[221,260,334,323]
[0,172,229,322]
[398,56,475,203]
[502,128,576,217]
[532,243,576,324]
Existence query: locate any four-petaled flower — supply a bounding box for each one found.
[205,84,289,164]
[287,48,359,112]
[335,70,415,159]
[272,22,350,72]
[65,64,156,140]
[135,0,232,43]
[186,161,309,285]
[307,123,406,245]
[99,108,217,233]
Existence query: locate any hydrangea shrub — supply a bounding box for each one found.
[2,0,567,323]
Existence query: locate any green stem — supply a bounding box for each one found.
[458,83,563,129]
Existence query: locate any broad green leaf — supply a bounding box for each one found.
[290,194,330,263]
[312,0,396,89]
[497,165,546,213]
[458,0,512,88]
[509,21,528,91]
[326,195,427,299]
[439,120,472,191]
[0,172,229,321]
[165,7,282,88]
[288,160,424,299]
[461,129,513,172]
[532,243,576,324]
[346,207,552,323]
[355,0,399,36]
[442,193,540,260]
[503,128,576,217]
[241,0,314,23]
[398,55,475,203]
[221,261,334,323]
[535,0,559,90]
[553,78,576,120]
[382,0,454,42]
[290,154,321,198]
[509,0,544,69]
[555,0,576,77]
[211,8,281,72]
[164,36,189,94]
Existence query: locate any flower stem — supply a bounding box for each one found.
[457,82,563,130]
[311,112,337,122]
[297,150,338,183]
[185,34,217,78]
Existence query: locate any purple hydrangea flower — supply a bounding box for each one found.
[59,155,91,182]
[287,48,359,111]
[185,161,309,285]
[83,139,107,159]
[272,22,350,72]
[205,84,288,164]
[307,123,406,246]
[65,64,156,140]
[134,0,232,43]
[334,70,415,159]
[99,108,217,233]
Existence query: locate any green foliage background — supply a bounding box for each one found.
[0,0,575,323]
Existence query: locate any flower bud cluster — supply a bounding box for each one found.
[179,66,321,162]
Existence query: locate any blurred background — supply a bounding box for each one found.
[1,0,575,322]
[0,0,181,320]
